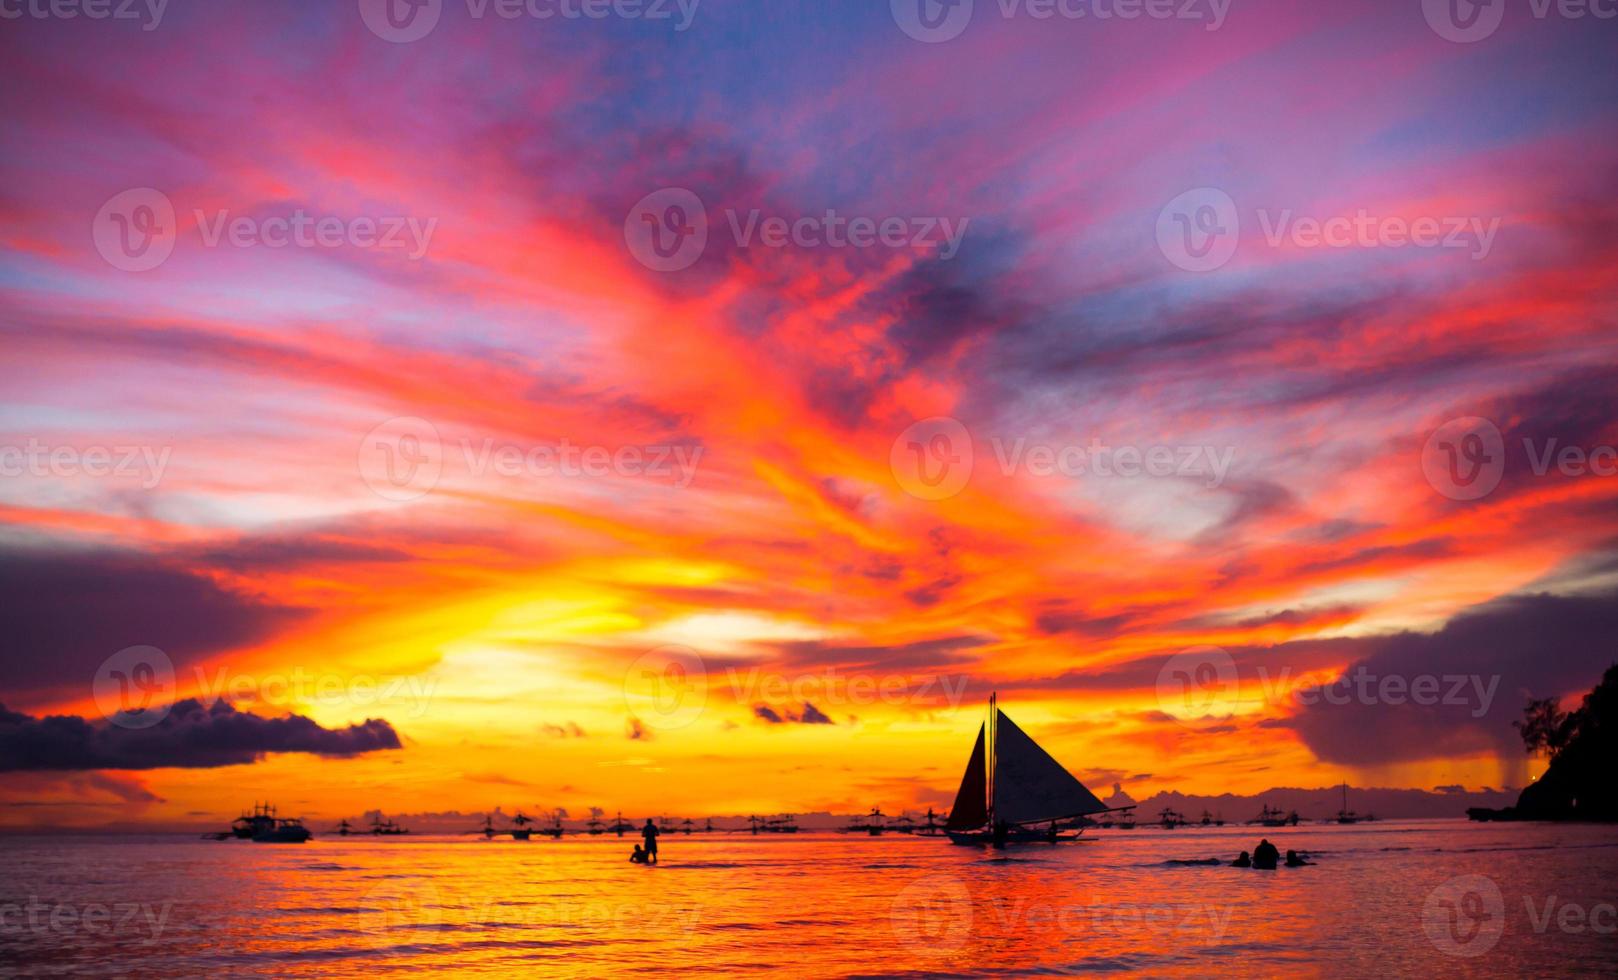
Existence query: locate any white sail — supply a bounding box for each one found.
[991,709,1106,825]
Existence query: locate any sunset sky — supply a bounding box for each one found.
[3,0,1617,829]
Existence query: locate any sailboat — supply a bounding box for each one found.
[1335,783,1374,824]
[944,695,1112,846]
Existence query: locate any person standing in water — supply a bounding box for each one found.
[641,818,660,863]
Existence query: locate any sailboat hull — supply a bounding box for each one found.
[946,827,1084,846]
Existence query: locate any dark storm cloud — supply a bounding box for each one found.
[0,699,401,772]
[0,547,303,704]
[1281,589,1618,766]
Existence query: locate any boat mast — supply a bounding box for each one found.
[986,692,996,827]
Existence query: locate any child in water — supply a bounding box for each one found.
[630,844,649,864]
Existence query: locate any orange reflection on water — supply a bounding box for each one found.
[3,823,1617,976]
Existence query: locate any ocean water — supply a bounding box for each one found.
[2,820,1615,977]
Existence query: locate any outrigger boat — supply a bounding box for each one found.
[509,812,536,840]
[842,807,887,836]
[209,802,311,842]
[944,695,1117,846]
[743,814,800,834]
[1251,804,1300,827]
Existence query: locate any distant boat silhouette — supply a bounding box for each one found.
[743,814,799,834]
[253,816,312,843]
[467,814,500,839]
[843,807,887,836]
[1251,804,1300,827]
[1199,810,1224,827]
[915,807,948,836]
[213,802,310,842]
[944,694,1112,845]
[369,814,409,836]
[1335,783,1374,824]
[510,812,535,840]
[609,811,634,836]
[1159,808,1187,829]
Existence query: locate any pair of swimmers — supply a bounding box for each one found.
[1232,839,1311,869]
